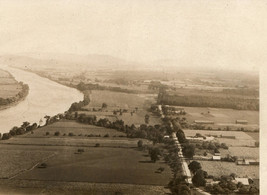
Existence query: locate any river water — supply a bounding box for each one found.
[0,66,83,134]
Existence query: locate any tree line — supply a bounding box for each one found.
[158,92,259,111]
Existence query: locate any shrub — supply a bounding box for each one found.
[54,131,60,136]
[38,163,47,168]
[78,148,85,153]
[68,132,74,136]
[45,132,50,136]
[137,140,143,148]
[95,143,100,147]
[104,134,110,137]
[2,133,11,140]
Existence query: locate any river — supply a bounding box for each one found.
[0,66,83,134]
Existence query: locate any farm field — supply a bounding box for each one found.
[1,137,150,148]
[85,90,157,110]
[0,179,169,195]
[184,129,257,147]
[0,69,21,98]
[184,129,256,140]
[22,120,127,137]
[81,90,161,126]
[0,125,172,195]
[198,160,259,179]
[16,147,172,185]
[174,106,259,129]
[0,145,56,179]
[245,132,259,141]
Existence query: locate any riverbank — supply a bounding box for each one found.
[0,66,83,134]
[0,69,29,111]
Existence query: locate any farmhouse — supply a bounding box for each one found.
[186,136,214,142]
[212,156,221,161]
[237,158,259,166]
[233,178,250,186]
[206,179,220,186]
[236,120,248,124]
[194,120,214,125]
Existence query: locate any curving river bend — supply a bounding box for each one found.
[0,66,83,134]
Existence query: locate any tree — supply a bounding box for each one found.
[192,169,206,187]
[145,114,150,124]
[176,130,187,143]
[149,147,160,162]
[183,144,195,159]
[21,121,30,128]
[102,103,107,109]
[188,161,202,175]
[137,140,143,148]
[54,131,60,136]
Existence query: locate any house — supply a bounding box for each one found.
[206,179,220,186]
[214,152,221,156]
[249,160,259,165]
[212,156,221,161]
[236,159,250,165]
[236,120,248,124]
[163,135,170,139]
[233,178,250,185]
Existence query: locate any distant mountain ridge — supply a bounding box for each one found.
[0,53,144,71]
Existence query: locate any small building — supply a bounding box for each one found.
[249,160,259,165]
[206,179,220,186]
[236,120,248,124]
[236,159,250,165]
[212,156,221,161]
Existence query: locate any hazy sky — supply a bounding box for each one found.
[0,0,266,71]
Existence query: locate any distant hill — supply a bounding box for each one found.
[0,53,144,71]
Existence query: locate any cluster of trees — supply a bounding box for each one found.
[75,81,139,94]
[148,147,161,162]
[158,93,259,111]
[2,121,37,140]
[188,161,207,187]
[164,138,190,195]
[187,161,260,194]
[163,139,181,178]
[0,82,29,106]
[195,141,228,151]
[73,113,168,144]
[205,174,259,194]
[168,175,191,195]
[68,93,90,112]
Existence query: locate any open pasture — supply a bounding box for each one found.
[16,147,172,186]
[199,160,259,179]
[23,120,126,137]
[175,106,259,127]
[2,137,149,148]
[184,129,254,140]
[0,145,55,178]
[84,90,157,110]
[0,69,22,98]
[184,129,256,147]
[0,180,170,195]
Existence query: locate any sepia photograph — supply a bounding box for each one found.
[0,0,265,194]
